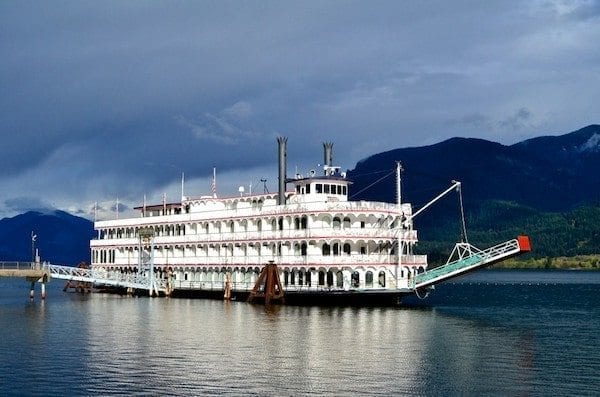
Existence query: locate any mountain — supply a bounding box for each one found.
[0,210,94,265]
[347,124,600,260]
[348,124,600,212]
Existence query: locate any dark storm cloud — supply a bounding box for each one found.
[1,1,599,218]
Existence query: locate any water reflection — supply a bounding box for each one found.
[81,297,541,395]
[1,271,598,395]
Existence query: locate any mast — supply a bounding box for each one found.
[396,161,403,206]
[395,161,403,286]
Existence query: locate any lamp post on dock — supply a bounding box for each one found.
[31,231,37,266]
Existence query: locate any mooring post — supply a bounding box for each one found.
[29,281,35,300]
[41,282,46,300]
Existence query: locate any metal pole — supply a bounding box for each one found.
[396,161,403,206]
[411,180,461,220]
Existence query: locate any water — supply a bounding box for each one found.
[1,270,598,396]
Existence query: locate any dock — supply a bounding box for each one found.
[0,262,50,299]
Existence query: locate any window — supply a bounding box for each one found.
[333,217,341,229]
[343,217,351,228]
[336,271,344,288]
[318,271,325,286]
[342,186,347,195]
[301,243,307,256]
[343,243,351,255]
[333,243,340,256]
[366,271,373,287]
[301,216,307,229]
[378,271,386,287]
[322,243,331,256]
[326,271,334,287]
[360,246,366,255]
[316,184,323,193]
[351,271,360,288]
[306,184,311,194]
[324,184,330,194]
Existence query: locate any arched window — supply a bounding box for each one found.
[343,243,351,255]
[378,271,386,287]
[333,217,341,229]
[301,242,307,256]
[283,270,289,286]
[336,271,344,288]
[366,271,373,287]
[351,271,360,288]
[322,243,331,256]
[318,271,325,286]
[333,243,340,256]
[326,271,334,287]
[301,216,308,229]
[343,217,351,229]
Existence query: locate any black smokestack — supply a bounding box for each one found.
[277,136,287,205]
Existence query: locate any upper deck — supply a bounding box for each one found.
[96,193,412,230]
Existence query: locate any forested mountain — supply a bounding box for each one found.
[347,124,600,263]
[0,210,94,265]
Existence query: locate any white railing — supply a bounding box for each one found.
[90,228,418,248]
[93,252,428,269]
[96,200,411,226]
[0,261,38,270]
[45,264,167,292]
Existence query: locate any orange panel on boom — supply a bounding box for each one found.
[518,235,532,252]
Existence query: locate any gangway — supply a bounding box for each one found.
[45,264,167,295]
[411,235,531,290]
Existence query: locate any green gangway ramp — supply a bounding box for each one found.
[411,237,528,290]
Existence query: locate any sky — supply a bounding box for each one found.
[1,0,599,220]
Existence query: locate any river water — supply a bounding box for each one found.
[1,270,598,396]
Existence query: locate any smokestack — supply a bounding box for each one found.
[277,136,287,205]
[323,142,333,174]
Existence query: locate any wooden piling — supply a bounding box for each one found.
[248,261,284,304]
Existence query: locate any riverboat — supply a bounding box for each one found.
[89,138,530,304]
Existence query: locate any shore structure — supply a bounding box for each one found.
[87,138,530,304]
